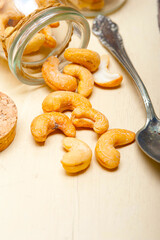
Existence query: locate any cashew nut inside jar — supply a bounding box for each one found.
[0,0,90,85]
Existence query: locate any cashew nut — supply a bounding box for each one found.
[40,26,57,48]
[79,0,104,10]
[31,112,76,142]
[63,64,94,97]
[0,5,24,32]
[4,26,14,36]
[42,56,77,91]
[25,22,59,53]
[4,28,45,55]
[95,129,135,169]
[71,107,109,134]
[69,0,104,10]
[50,22,60,28]
[23,33,46,55]
[61,137,92,173]
[42,91,92,113]
[64,48,100,72]
[35,0,57,7]
[93,55,123,87]
[0,0,24,33]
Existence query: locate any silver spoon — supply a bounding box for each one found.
[92,15,160,163]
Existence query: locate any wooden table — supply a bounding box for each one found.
[0,0,160,239]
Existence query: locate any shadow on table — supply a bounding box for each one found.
[0,57,21,87]
[137,145,160,178]
[0,57,45,92]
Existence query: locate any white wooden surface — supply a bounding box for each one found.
[0,1,160,239]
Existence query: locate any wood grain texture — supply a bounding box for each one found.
[0,0,160,240]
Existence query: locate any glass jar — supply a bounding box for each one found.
[64,0,127,17]
[0,0,90,85]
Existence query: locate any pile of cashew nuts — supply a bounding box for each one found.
[31,48,135,174]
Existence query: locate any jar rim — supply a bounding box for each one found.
[8,6,90,85]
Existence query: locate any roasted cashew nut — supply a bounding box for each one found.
[23,33,46,55]
[31,112,76,142]
[93,55,123,87]
[95,129,135,169]
[0,14,23,33]
[71,107,109,134]
[24,22,59,53]
[42,91,92,113]
[40,21,60,48]
[61,137,92,173]
[40,26,57,48]
[69,0,104,10]
[0,13,23,29]
[63,64,94,98]
[42,56,77,91]
[0,1,24,32]
[5,28,45,55]
[64,48,100,72]
[50,22,60,28]
[0,0,24,34]
[35,0,57,7]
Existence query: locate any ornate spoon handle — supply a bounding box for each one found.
[92,15,156,120]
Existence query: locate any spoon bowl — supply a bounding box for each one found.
[136,116,160,162]
[92,15,160,163]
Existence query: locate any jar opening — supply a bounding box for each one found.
[8,6,90,85]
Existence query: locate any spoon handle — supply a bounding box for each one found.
[92,15,156,120]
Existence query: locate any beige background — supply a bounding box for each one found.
[0,0,160,239]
